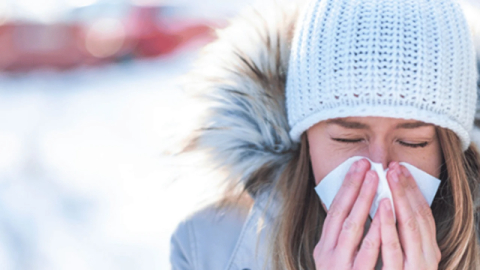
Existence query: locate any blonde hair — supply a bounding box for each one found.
[268,127,480,270]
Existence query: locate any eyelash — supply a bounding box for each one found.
[332,138,429,148]
[398,141,428,148]
[332,138,363,144]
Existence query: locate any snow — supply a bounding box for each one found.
[0,49,226,269]
[0,0,261,267]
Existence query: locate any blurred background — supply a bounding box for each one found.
[0,0,254,269]
[0,0,479,269]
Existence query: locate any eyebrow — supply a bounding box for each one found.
[327,119,369,129]
[395,121,432,129]
[327,119,433,129]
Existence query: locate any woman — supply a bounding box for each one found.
[170,0,480,269]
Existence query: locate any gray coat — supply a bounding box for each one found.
[170,193,277,270]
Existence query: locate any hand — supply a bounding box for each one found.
[379,162,441,269]
[314,159,381,270]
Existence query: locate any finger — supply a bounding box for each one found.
[353,212,381,269]
[398,165,440,264]
[398,165,436,233]
[336,170,379,259]
[320,159,370,250]
[380,199,403,270]
[386,164,422,260]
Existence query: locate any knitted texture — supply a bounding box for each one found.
[286,0,478,150]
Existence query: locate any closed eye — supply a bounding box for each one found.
[333,138,429,148]
[332,138,364,143]
[398,141,429,148]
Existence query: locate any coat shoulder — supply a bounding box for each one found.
[170,202,251,270]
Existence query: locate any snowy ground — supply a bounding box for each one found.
[0,1,262,268]
[0,46,228,270]
[0,0,267,268]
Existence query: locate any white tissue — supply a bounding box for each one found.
[314,156,441,219]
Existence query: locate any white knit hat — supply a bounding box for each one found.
[286,0,478,150]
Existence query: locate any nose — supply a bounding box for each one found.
[366,139,392,169]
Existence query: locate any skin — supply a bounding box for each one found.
[307,116,442,270]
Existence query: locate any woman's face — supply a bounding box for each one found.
[307,117,442,185]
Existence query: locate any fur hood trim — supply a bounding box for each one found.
[185,2,301,197]
[184,1,480,197]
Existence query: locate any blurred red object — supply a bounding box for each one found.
[0,4,216,72]
[0,23,94,72]
[125,5,214,58]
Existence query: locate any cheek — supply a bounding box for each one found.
[309,143,350,185]
[396,142,442,179]
[422,144,443,178]
[307,124,369,186]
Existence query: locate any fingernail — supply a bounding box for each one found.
[356,159,367,172]
[388,161,395,170]
[401,166,411,178]
[365,170,373,184]
[393,162,401,171]
[350,161,358,172]
[390,169,399,182]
